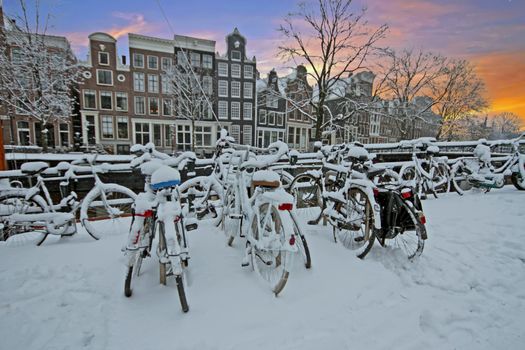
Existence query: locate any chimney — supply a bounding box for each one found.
[121,55,127,65]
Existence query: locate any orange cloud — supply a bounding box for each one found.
[471,50,525,124]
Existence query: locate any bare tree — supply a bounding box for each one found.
[434,59,488,140]
[373,48,449,139]
[490,112,522,139]
[0,0,82,151]
[162,50,215,152]
[278,0,387,141]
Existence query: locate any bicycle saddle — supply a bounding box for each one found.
[366,167,386,179]
[20,161,49,175]
[150,165,181,191]
[252,170,280,188]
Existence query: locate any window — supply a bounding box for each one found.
[176,125,191,151]
[218,62,228,77]
[202,76,213,95]
[117,117,128,139]
[153,124,162,147]
[276,113,283,126]
[190,52,200,67]
[165,125,173,147]
[101,116,114,139]
[244,65,253,79]
[135,96,145,115]
[134,72,145,92]
[231,81,240,98]
[147,55,158,69]
[11,48,22,64]
[231,64,241,78]
[98,52,109,65]
[231,102,240,119]
[161,57,172,71]
[83,90,96,109]
[266,95,278,108]
[202,54,213,69]
[59,124,69,146]
[100,91,112,110]
[259,109,267,124]
[201,102,212,120]
[218,80,228,97]
[162,99,172,116]
[231,50,241,61]
[268,111,275,125]
[133,53,144,68]
[218,101,228,119]
[148,74,159,93]
[177,51,189,66]
[243,125,252,145]
[149,97,159,115]
[17,121,30,145]
[161,76,171,94]
[195,126,212,147]
[243,103,252,120]
[135,123,150,144]
[116,92,128,112]
[243,82,253,99]
[97,69,113,85]
[230,125,240,143]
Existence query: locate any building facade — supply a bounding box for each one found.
[256,69,286,148]
[78,28,258,154]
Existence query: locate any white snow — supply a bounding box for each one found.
[0,188,524,350]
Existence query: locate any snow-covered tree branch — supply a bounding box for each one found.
[0,0,82,150]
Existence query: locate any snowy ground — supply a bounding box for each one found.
[1,187,524,350]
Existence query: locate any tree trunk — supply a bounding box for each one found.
[191,118,195,152]
[314,96,326,141]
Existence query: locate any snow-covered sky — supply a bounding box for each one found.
[2,0,524,122]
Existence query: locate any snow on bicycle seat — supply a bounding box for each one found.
[140,160,163,176]
[20,162,49,175]
[150,165,181,191]
[348,146,369,162]
[426,145,440,155]
[252,170,280,188]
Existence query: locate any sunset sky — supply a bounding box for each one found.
[3,0,524,124]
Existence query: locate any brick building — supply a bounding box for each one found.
[0,5,76,148]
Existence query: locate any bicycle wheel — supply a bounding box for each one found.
[434,163,451,194]
[135,216,155,276]
[334,187,376,259]
[251,203,291,296]
[386,199,425,260]
[289,174,322,223]
[175,275,189,313]
[511,163,525,190]
[451,165,472,195]
[80,184,136,240]
[124,265,133,297]
[222,187,241,246]
[0,193,48,242]
[289,211,311,269]
[157,222,168,286]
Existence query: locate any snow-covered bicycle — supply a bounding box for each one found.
[0,157,136,244]
[220,141,311,296]
[398,138,451,199]
[450,134,525,194]
[123,156,196,313]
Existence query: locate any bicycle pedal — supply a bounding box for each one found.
[241,261,250,267]
[229,214,243,219]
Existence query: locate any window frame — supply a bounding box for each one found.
[218,62,228,77]
[148,97,159,115]
[98,51,110,66]
[231,64,241,78]
[147,55,159,70]
[244,65,253,79]
[133,72,145,92]
[133,53,144,68]
[147,74,159,93]
[134,96,146,115]
[231,81,241,98]
[99,91,113,110]
[231,102,241,120]
[115,92,128,112]
[218,80,228,97]
[231,50,241,61]
[116,116,129,140]
[101,115,114,139]
[218,100,228,119]
[243,102,252,120]
[83,89,97,109]
[96,69,113,86]
[243,82,253,99]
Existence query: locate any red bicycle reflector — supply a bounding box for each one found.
[289,235,296,246]
[373,188,379,197]
[419,213,426,225]
[401,190,412,199]
[278,203,293,211]
[137,210,153,218]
